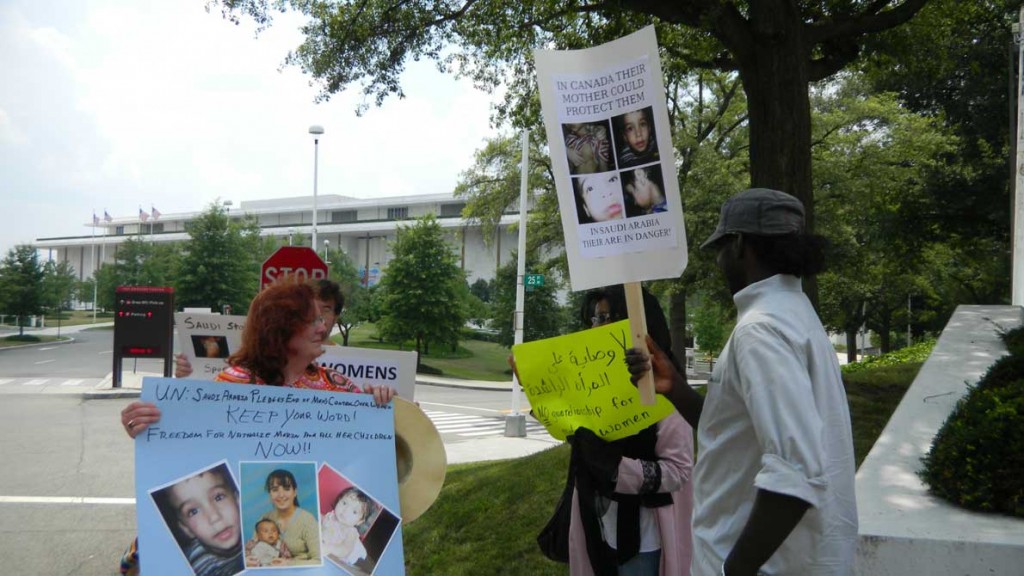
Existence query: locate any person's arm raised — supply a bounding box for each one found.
[624,334,704,428]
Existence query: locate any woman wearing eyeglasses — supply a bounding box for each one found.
[565,285,694,576]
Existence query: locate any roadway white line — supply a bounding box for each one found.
[38,347,58,351]
[23,379,48,386]
[61,379,85,387]
[0,496,135,505]
[427,415,487,423]
[34,359,56,365]
[439,423,504,433]
[99,350,112,355]
[0,379,12,386]
[418,401,503,413]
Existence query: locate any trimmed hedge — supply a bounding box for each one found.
[842,339,936,374]
[3,334,41,343]
[920,327,1024,517]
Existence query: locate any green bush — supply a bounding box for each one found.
[920,327,1024,517]
[842,339,936,374]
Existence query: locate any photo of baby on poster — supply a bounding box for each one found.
[135,378,406,575]
[536,26,688,291]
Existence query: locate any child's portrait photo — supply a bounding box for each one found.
[150,461,245,576]
[612,106,659,169]
[191,335,229,359]
[622,164,667,217]
[562,120,613,175]
[573,172,626,224]
[318,464,400,576]
[240,462,322,568]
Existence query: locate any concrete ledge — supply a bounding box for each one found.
[854,305,1024,575]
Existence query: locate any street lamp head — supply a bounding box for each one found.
[309,125,325,136]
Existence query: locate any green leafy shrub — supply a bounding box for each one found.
[920,327,1024,517]
[841,339,936,374]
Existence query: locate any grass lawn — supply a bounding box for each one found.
[341,323,513,381]
[403,359,919,574]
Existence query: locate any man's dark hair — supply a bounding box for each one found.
[747,233,829,277]
[314,279,345,314]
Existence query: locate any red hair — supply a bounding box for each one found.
[227,279,316,384]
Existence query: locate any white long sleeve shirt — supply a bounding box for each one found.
[691,274,858,575]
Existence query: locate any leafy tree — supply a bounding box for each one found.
[860,0,1015,308]
[811,74,957,356]
[176,202,265,313]
[325,246,365,345]
[690,293,733,359]
[0,245,45,335]
[41,260,78,312]
[377,215,466,362]
[489,253,564,347]
[214,0,930,271]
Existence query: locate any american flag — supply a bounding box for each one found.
[104,210,112,222]
[139,207,149,222]
[92,212,100,226]
[151,206,161,221]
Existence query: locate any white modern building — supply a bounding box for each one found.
[33,193,521,287]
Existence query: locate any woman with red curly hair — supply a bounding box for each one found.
[115,279,394,574]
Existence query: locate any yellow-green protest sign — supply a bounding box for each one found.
[512,320,674,441]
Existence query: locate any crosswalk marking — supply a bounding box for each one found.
[23,379,48,386]
[0,379,11,386]
[424,410,548,438]
[61,379,84,387]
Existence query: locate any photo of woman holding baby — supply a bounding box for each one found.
[241,463,321,567]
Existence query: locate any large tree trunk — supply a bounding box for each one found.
[846,330,858,365]
[729,4,819,307]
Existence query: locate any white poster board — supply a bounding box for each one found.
[176,312,418,400]
[535,26,688,291]
[175,312,246,379]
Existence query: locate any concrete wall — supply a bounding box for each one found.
[854,305,1024,575]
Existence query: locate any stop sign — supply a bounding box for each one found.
[261,246,328,289]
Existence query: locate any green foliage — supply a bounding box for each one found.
[3,334,41,343]
[843,362,923,466]
[175,202,264,313]
[41,260,77,311]
[921,326,1024,516]
[690,295,733,357]
[0,245,45,335]
[489,254,565,348]
[378,215,467,358]
[842,339,936,374]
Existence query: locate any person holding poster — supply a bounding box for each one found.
[119,279,395,575]
[625,189,857,576]
[562,285,694,576]
[174,278,346,378]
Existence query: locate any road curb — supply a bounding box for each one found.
[0,337,76,352]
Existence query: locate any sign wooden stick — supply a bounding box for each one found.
[624,282,656,405]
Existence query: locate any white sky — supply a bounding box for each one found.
[0,0,501,258]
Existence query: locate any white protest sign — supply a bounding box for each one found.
[174,312,247,380]
[317,347,418,402]
[135,378,404,575]
[535,26,688,291]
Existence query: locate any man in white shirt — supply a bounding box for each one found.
[626,188,857,575]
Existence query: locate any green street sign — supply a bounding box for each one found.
[525,274,545,288]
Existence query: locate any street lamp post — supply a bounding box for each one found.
[309,125,324,249]
[324,239,330,261]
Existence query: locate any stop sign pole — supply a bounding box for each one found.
[261,246,329,290]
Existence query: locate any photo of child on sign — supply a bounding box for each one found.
[535,26,687,291]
